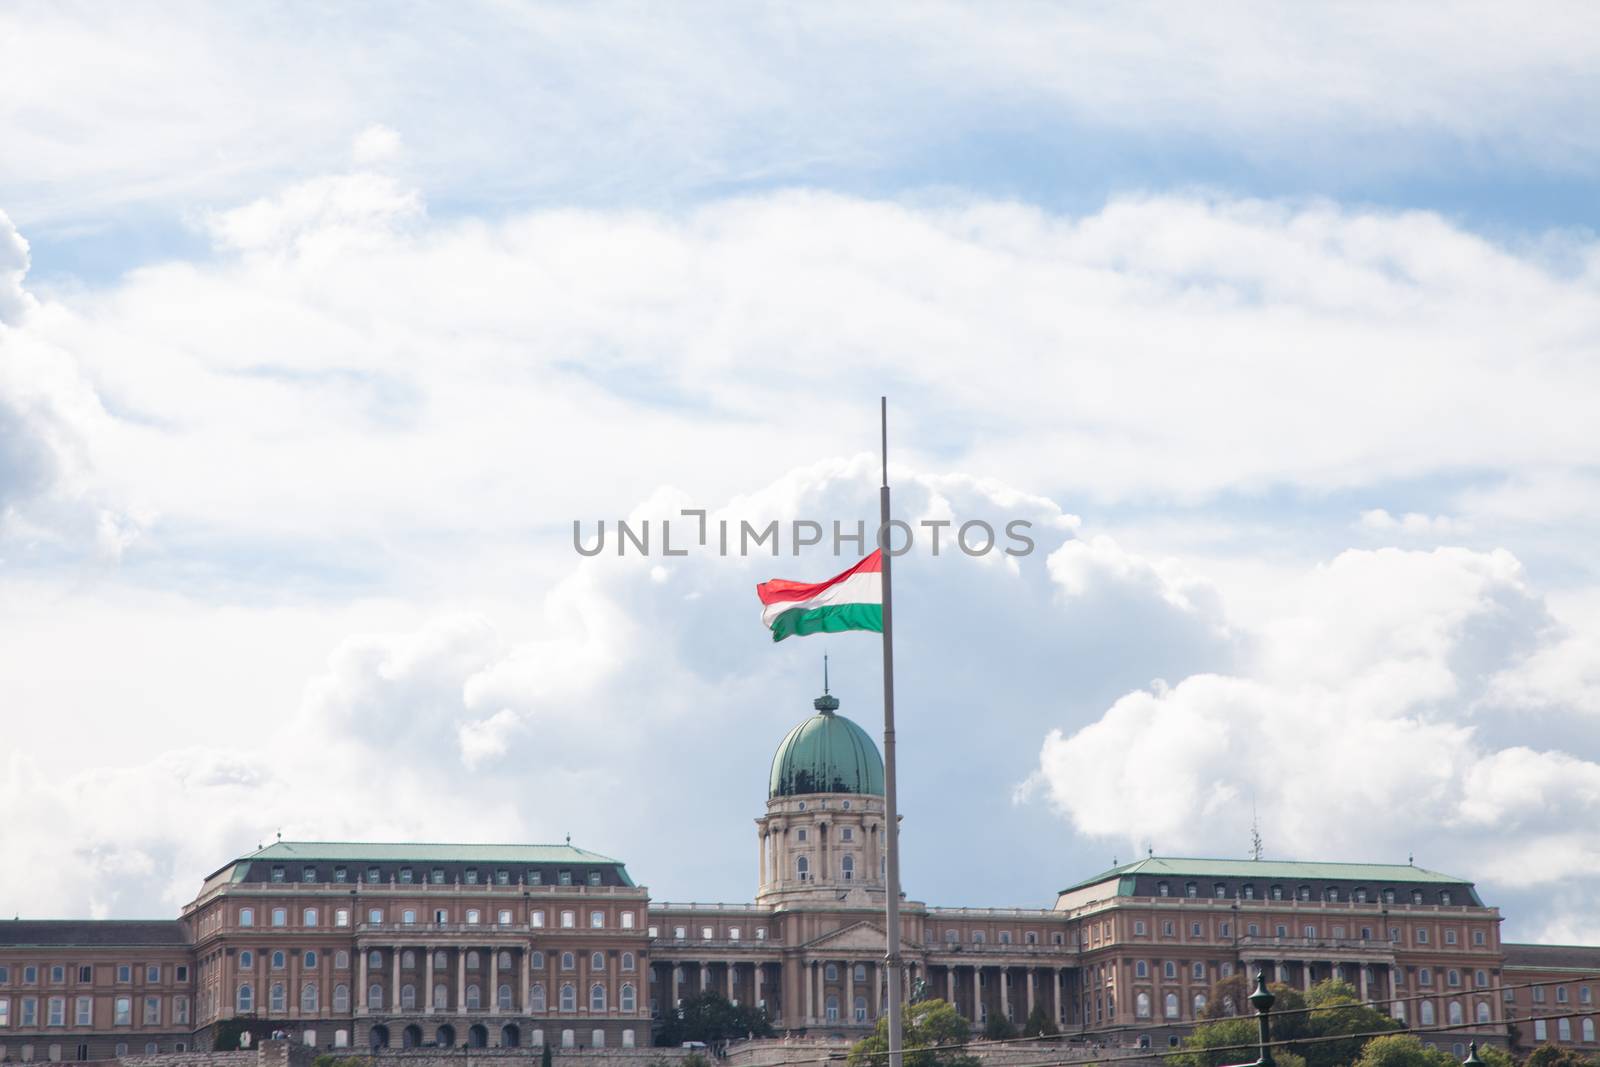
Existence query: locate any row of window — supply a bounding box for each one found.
[1133,960,1235,980]
[0,966,188,987]
[0,1041,186,1060]
[1395,1000,1496,1026]
[0,995,189,1028]
[937,929,1067,946]
[238,905,638,930]
[651,925,769,942]
[268,865,606,887]
[237,948,638,974]
[1533,1018,1600,1043]
[1127,916,1488,948]
[1155,881,1460,905]
[789,826,860,843]
[234,981,640,1014]
[1526,985,1595,1005]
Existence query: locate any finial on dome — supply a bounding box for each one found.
[814,654,840,713]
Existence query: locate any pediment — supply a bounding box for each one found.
[805,920,923,953]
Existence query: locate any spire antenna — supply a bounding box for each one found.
[824,653,830,695]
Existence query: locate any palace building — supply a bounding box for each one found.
[2,687,1597,1062]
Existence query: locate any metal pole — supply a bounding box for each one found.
[878,396,904,1067]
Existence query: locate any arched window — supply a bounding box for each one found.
[1194,994,1207,1015]
[1165,993,1180,1019]
[560,984,576,1012]
[825,963,838,981]
[855,996,867,1022]
[797,856,810,880]
[842,856,855,881]
[400,984,415,1010]
[561,953,575,971]
[434,984,448,1010]
[305,950,318,968]
[591,952,605,971]
[302,984,319,1012]
[591,984,607,1012]
[498,985,513,1011]
[531,952,545,970]
[498,952,512,970]
[272,951,286,970]
[335,951,349,970]
[434,951,447,969]
[620,984,636,1012]
[1583,1019,1595,1043]
[466,951,480,969]
[1448,1002,1463,1025]
[270,982,287,1011]
[826,994,839,1022]
[368,951,382,969]
[333,985,350,1012]
[1559,1019,1574,1042]
[1476,1002,1491,1024]
[531,983,547,1012]
[466,985,481,1010]
[621,953,635,972]
[369,984,384,1010]
[592,1029,605,1048]
[1420,1001,1436,1025]
[401,951,415,968]
[237,984,254,1012]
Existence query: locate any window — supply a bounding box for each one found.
[590,984,607,1011]
[1441,891,1453,905]
[1185,882,1198,898]
[1215,883,1228,898]
[1135,961,1148,978]
[973,931,985,944]
[621,983,636,1012]
[47,998,64,1027]
[1534,986,1547,1003]
[558,871,573,886]
[434,984,448,1009]
[335,909,350,928]
[1420,1001,1435,1025]
[269,983,286,1012]
[1191,922,1202,937]
[368,951,382,969]
[999,932,1011,944]
[465,869,479,885]
[532,911,546,928]
[1271,885,1284,900]
[674,927,687,940]
[1220,922,1232,938]
[1248,923,1260,937]
[1354,888,1368,902]
[1475,930,1487,946]
[302,984,319,1013]
[305,950,318,968]
[841,827,854,842]
[1535,1020,1548,1041]
[499,910,513,925]
[1193,963,1205,980]
[74,998,91,1026]
[1157,882,1170,897]
[366,866,382,883]
[271,866,286,882]
[1243,884,1256,899]
[1412,890,1424,904]
[531,952,545,970]
[560,984,576,1012]
[561,1028,575,1048]
[528,869,542,885]
[1584,987,1594,1005]
[1383,889,1396,904]
[368,908,383,924]
[1164,962,1177,979]
[1559,987,1571,1004]
[1136,992,1151,1018]
[701,927,714,941]
[333,985,350,1012]
[591,911,605,929]
[1195,993,1208,1015]
[50,967,65,985]
[1026,931,1038,945]
[402,909,417,925]
[302,907,318,927]
[271,907,287,927]
[1165,993,1179,1019]
[1304,925,1317,939]
[1135,921,1147,935]
[431,868,445,884]
[1559,1019,1573,1042]
[591,953,605,972]
[561,953,575,972]
[1162,921,1175,937]
[1420,968,1432,986]
[621,912,636,929]
[1448,970,1461,988]
[496,869,510,885]
[236,984,254,1013]
[842,856,855,880]
[1446,930,1458,945]
[561,911,576,929]
[145,964,160,983]
[1276,925,1287,938]
[531,983,547,1012]
[466,985,481,1010]
[334,866,348,883]
[498,984,513,1011]
[465,909,481,925]
[1477,1002,1491,1024]
[1326,887,1339,902]
[368,984,383,1009]
[240,950,254,969]
[239,907,255,927]
[1298,886,1311,901]
[1583,1019,1596,1043]
[797,856,810,881]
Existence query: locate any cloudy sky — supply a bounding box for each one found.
[3,2,1599,942]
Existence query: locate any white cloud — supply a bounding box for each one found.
[351,124,403,168]
[1032,545,1600,920]
[1358,508,1465,537]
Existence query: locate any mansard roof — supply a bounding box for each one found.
[0,920,188,947]
[1503,943,1600,971]
[1061,856,1477,897]
[202,840,635,886]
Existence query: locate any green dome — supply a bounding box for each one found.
[769,690,885,798]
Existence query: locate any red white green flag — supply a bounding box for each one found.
[756,550,884,642]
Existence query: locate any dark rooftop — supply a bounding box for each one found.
[0,921,188,947]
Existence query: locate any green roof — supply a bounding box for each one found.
[206,841,630,881]
[1060,856,1474,896]
[769,693,885,798]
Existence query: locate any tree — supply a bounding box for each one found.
[1524,1045,1600,1067]
[212,1017,269,1052]
[1299,979,1401,1067]
[1201,974,1255,1020]
[653,991,774,1047]
[1022,1004,1060,1038]
[1352,1033,1459,1067]
[849,998,980,1067]
[1474,1044,1515,1067]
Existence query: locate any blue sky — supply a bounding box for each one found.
[2,2,1600,940]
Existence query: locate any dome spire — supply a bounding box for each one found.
[813,654,839,714]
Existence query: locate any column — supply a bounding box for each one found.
[946,967,955,1008]
[1001,968,1012,1022]
[1359,965,1369,1003]
[392,947,401,1011]
[725,962,734,1001]
[876,963,885,1019]
[755,964,765,1010]
[805,962,814,1024]
[1027,968,1036,1017]
[491,949,500,1014]
[359,949,369,1010]
[1302,962,1312,991]
[521,951,529,1014]
[672,964,681,1008]
[457,949,467,1014]
[1057,968,1066,1023]
[700,964,709,998]
[426,950,436,1012]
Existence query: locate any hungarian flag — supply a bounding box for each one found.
[756,550,884,642]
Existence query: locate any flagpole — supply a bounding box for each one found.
[878,396,904,1067]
